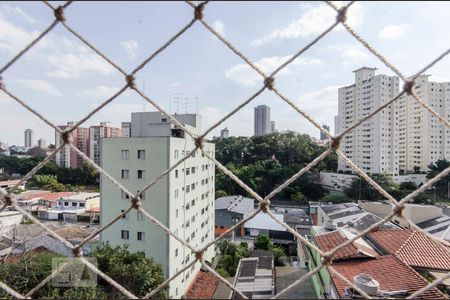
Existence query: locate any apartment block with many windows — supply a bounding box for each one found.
[100,112,215,298]
[55,122,90,169]
[89,122,122,166]
[336,67,400,175]
[397,75,450,172]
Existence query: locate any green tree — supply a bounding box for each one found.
[344,174,399,201]
[399,181,417,190]
[215,190,228,198]
[92,243,166,298]
[322,193,352,204]
[271,246,285,266]
[254,235,272,250]
[291,191,307,203]
[427,159,450,199]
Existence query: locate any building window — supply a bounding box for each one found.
[175,248,178,257]
[191,183,195,190]
[175,150,179,159]
[79,203,85,207]
[175,189,179,198]
[176,209,178,218]
[191,167,195,174]
[121,230,129,240]
[121,150,129,160]
[121,209,127,219]
[137,232,145,241]
[175,170,178,178]
[186,168,190,175]
[186,185,190,193]
[64,202,69,206]
[137,170,145,179]
[72,202,77,207]
[137,211,143,220]
[138,150,146,160]
[121,169,129,179]
[121,191,130,200]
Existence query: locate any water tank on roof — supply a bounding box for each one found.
[325,220,337,231]
[353,274,379,296]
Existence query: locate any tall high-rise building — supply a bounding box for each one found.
[121,122,131,137]
[100,112,215,298]
[37,138,47,149]
[336,67,400,175]
[55,122,90,169]
[24,129,33,148]
[320,124,330,141]
[254,105,271,136]
[271,121,276,133]
[220,127,229,138]
[89,122,122,166]
[397,75,450,172]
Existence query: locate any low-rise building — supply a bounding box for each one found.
[37,192,99,222]
[307,227,445,299]
[215,195,254,237]
[243,211,292,244]
[359,200,450,241]
[231,249,275,299]
[0,179,26,191]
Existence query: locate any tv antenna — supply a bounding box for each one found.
[172,92,183,114]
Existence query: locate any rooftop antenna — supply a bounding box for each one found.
[195,96,198,114]
[173,92,183,114]
[142,80,146,112]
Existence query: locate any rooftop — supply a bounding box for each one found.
[314,229,379,261]
[40,192,76,202]
[244,211,286,232]
[367,229,450,270]
[185,271,220,299]
[232,252,275,299]
[215,195,255,215]
[331,255,444,299]
[416,214,450,241]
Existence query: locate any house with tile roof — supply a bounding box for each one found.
[184,270,220,299]
[306,227,447,299]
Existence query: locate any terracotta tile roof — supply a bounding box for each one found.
[185,271,220,299]
[40,192,76,201]
[314,230,378,261]
[16,190,50,200]
[331,256,445,299]
[368,230,450,270]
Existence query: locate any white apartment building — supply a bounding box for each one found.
[100,112,215,298]
[89,122,121,166]
[397,75,450,172]
[337,67,400,175]
[121,122,131,137]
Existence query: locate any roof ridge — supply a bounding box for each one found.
[395,230,416,256]
[226,196,241,211]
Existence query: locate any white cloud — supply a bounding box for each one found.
[0,16,39,54]
[341,44,370,63]
[120,40,139,59]
[14,79,62,96]
[82,85,122,99]
[2,5,36,23]
[45,53,114,78]
[225,55,321,86]
[212,20,225,36]
[251,2,364,46]
[378,24,407,40]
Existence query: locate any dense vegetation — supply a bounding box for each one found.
[215,240,249,277]
[0,155,99,191]
[343,159,450,204]
[214,132,337,201]
[0,243,166,299]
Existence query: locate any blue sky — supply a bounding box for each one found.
[1,1,450,146]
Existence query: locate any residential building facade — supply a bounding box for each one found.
[254,105,271,136]
[24,129,33,148]
[37,138,47,149]
[336,67,400,175]
[220,127,229,138]
[55,122,90,168]
[397,75,450,172]
[100,112,215,298]
[89,122,122,166]
[121,121,131,137]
